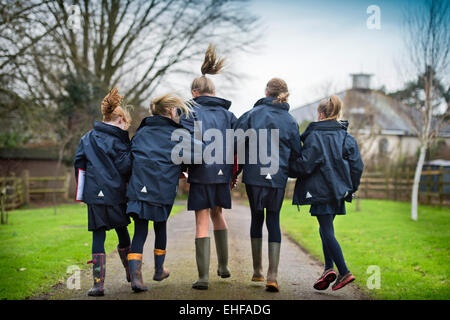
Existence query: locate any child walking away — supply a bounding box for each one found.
[179,44,237,290]
[126,93,193,293]
[73,88,133,297]
[234,78,302,292]
[291,95,364,291]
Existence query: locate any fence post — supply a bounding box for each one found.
[63,171,71,201]
[393,166,397,201]
[364,175,368,199]
[439,167,443,205]
[1,190,5,225]
[385,172,389,200]
[22,170,30,204]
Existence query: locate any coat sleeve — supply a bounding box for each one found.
[111,138,132,180]
[179,109,197,134]
[288,122,302,178]
[233,112,250,177]
[74,140,87,183]
[289,132,324,177]
[344,134,364,193]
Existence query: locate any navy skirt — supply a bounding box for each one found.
[87,204,130,231]
[310,199,346,216]
[188,183,231,211]
[245,184,285,213]
[126,200,172,222]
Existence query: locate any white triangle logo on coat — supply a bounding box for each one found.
[218,169,223,176]
[98,190,104,197]
[141,186,147,193]
[265,173,272,180]
[306,191,312,199]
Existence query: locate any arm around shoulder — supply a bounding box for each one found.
[344,134,364,192]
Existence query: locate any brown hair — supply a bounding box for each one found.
[191,43,225,95]
[150,93,192,118]
[318,95,342,121]
[101,88,132,129]
[266,78,289,104]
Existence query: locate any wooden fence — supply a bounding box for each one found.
[358,169,450,205]
[0,170,71,211]
[228,168,450,205]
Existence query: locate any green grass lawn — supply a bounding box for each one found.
[280,199,450,300]
[0,203,184,300]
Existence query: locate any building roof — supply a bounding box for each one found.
[290,88,450,137]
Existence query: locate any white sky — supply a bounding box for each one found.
[212,0,415,117]
[159,0,446,117]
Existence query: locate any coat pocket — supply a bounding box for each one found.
[130,159,180,204]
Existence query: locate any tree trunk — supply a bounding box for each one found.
[355,193,361,211]
[411,144,426,221]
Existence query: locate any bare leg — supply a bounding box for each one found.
[195,209,210,238]
[210,206,228,230]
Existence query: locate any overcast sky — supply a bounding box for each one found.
[208,0,419,117]
[158,0,445,117]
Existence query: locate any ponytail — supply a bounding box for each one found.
[266,78,289,104]
[318,95,342,121]
[191,43,225,95]
[101,88,132,129]
[201,43,226,76]
[150,93,192,118]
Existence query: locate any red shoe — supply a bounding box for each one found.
[332,271,355,291]
[313,269,337,290]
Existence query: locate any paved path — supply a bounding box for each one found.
[39,203,368,300]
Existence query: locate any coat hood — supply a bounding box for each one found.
[301,120,349,141]
[137,115,183,131]
[94,121,130,144]
[194,96,232,110]
[253,97,290,111]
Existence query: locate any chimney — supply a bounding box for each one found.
[350,73,373,90]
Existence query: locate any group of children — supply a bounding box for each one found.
[74,44,364,297]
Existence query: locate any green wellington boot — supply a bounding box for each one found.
[266,242,281,292]
[251,238,264,282]
[214,229,231,278]
[128,253,148,292]
[192,237,210,290]
[87,253,106,297]
[153,249,170,281]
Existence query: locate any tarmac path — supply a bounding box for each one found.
[38,203,368,300]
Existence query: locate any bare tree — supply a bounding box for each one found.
[1,0,259,105]
[0,0,260,161]
[343,90,379,211]
[403,0,450,220]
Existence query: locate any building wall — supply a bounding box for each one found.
[359,134,450,160]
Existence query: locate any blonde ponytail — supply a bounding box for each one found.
[191,43,226,95]
[150,93,192,118]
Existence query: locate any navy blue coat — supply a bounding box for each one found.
[179,96,237,184]
[234,97,302,189]
[74,121,131,205]
[127,115,192,205]
[291,120,364,205]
